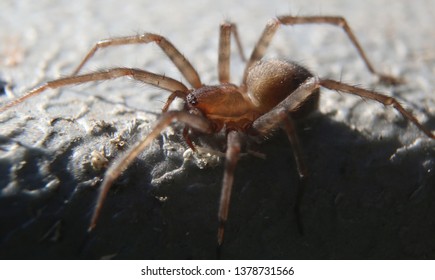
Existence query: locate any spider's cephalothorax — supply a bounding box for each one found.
[1,16,433,250]
[185,83,260,132]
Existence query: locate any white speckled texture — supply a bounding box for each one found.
[0,0,435,259]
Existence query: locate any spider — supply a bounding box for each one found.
[1,15,434,248]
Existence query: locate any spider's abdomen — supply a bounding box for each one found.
[246,59,319,117]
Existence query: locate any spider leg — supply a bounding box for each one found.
[218,22,247,83]
[71,33,202,88]
[89,110,214,231]
[0,68,188,113]
[252,108,312,235]
[320,79,435,139]
[217,130,242,246]
[161,90,189,112]
[243,16,401,85]
[281,115,308,235]
[182,126,196,151]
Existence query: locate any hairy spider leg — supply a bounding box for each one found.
[320,79,435,139]
[218,22,247,83]
[0,68,188,113]
[71,33,202,88]
[217,130,242,246]
[243,15,402,85]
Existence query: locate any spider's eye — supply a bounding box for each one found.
[187,94,198,106]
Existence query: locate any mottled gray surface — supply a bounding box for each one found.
[0,0,435,259]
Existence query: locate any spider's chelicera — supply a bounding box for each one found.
[1,16,434,247]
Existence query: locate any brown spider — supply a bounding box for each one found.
[1,16,434,247]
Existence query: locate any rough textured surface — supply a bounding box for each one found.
[1,0,435,259]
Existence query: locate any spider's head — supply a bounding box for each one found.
[185,84,254,116]
[185,84,259,131]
